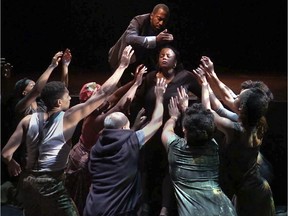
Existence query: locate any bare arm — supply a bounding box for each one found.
[192,67,235,145]
[63,46,134,136]
[141,78,166,144]
[15,52,63,113]
[200,56,237,112]
[92,64,147,131]
[61,48,72,87]
[161,96,181,151]
[1,115,31,176]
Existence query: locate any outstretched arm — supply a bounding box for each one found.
[15,51,63,113]
[161,96,181,151]
[200,56,237,112]
[141,78,166,144]
[192,67,235,145]
[92,64,148,131]
[61,48,72,87]
[1,115,31,176]
[63,45,134,137]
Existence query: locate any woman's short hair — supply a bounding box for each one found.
[183,103,215,146]
[239,88,269,128]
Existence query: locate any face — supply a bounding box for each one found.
[23,81,35,95]
[158,48,177,70]
[150,8,169,30]
[233,89,249,113]
[60,88,71,111]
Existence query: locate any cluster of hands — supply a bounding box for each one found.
[49,48,72,68]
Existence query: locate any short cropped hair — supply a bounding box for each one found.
[104,112,129,129]
[40,81,67,111]
[152,3,170,15]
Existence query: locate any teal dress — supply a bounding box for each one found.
[166,134,237,216]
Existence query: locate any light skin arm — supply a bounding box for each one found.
[200,56,237,112]
[63,46,134,138]
[107,64,146,107]
[161,96,181,151]
[192,67,235,146]
[1,115,31,176]
[141,78,166,144]
[91,64,147,131]
[61,48,72,87]
[15,52,63,113]
[177,86,189,113]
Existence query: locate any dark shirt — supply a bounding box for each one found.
[84,129,142,216]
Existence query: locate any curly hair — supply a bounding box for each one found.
[240,80,274,102]
[183,103,215,146]
[239,88,269,128]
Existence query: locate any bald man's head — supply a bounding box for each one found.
[104,112,130,129]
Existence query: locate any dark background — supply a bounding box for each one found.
[1,0,287,208]
[2,0,287,74]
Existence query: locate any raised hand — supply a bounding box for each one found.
[192,67,208,86]
[131,108,147,130]
[168,96,181,119]
[156,29,174,44]
[50,51,63,68]
[62,48,72,66]
[200,56,216,79]
[154,77,167,98]
[133,64,147,86]
[119,45,134,68]
[177,86,189,112]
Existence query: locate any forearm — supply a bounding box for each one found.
[100,65,127,95]
[150,98,164,128]
[208,85,223,111]
[61,65,69,87]
[107,80,134,106]
[34,65,56,93]
[163,116,177,133]
[201,83,211,110]
[210,76,235,108]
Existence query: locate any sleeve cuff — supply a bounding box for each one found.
[145,36,157,48]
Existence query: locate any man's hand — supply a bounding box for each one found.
[7,159,22,177]
[156,29,173,44]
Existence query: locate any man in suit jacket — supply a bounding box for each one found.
[108,3,173,84]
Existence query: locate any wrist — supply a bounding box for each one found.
[170,116,178,121]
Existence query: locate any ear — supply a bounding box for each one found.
[173,61,177,69]
[22,91,27,96]
[150,13,153,21]
[56,99,62,108]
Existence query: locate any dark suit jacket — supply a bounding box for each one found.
[108,13,162,70]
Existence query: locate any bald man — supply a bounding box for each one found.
[84,78,167,216]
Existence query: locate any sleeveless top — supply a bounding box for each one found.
[26,111,71,172]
